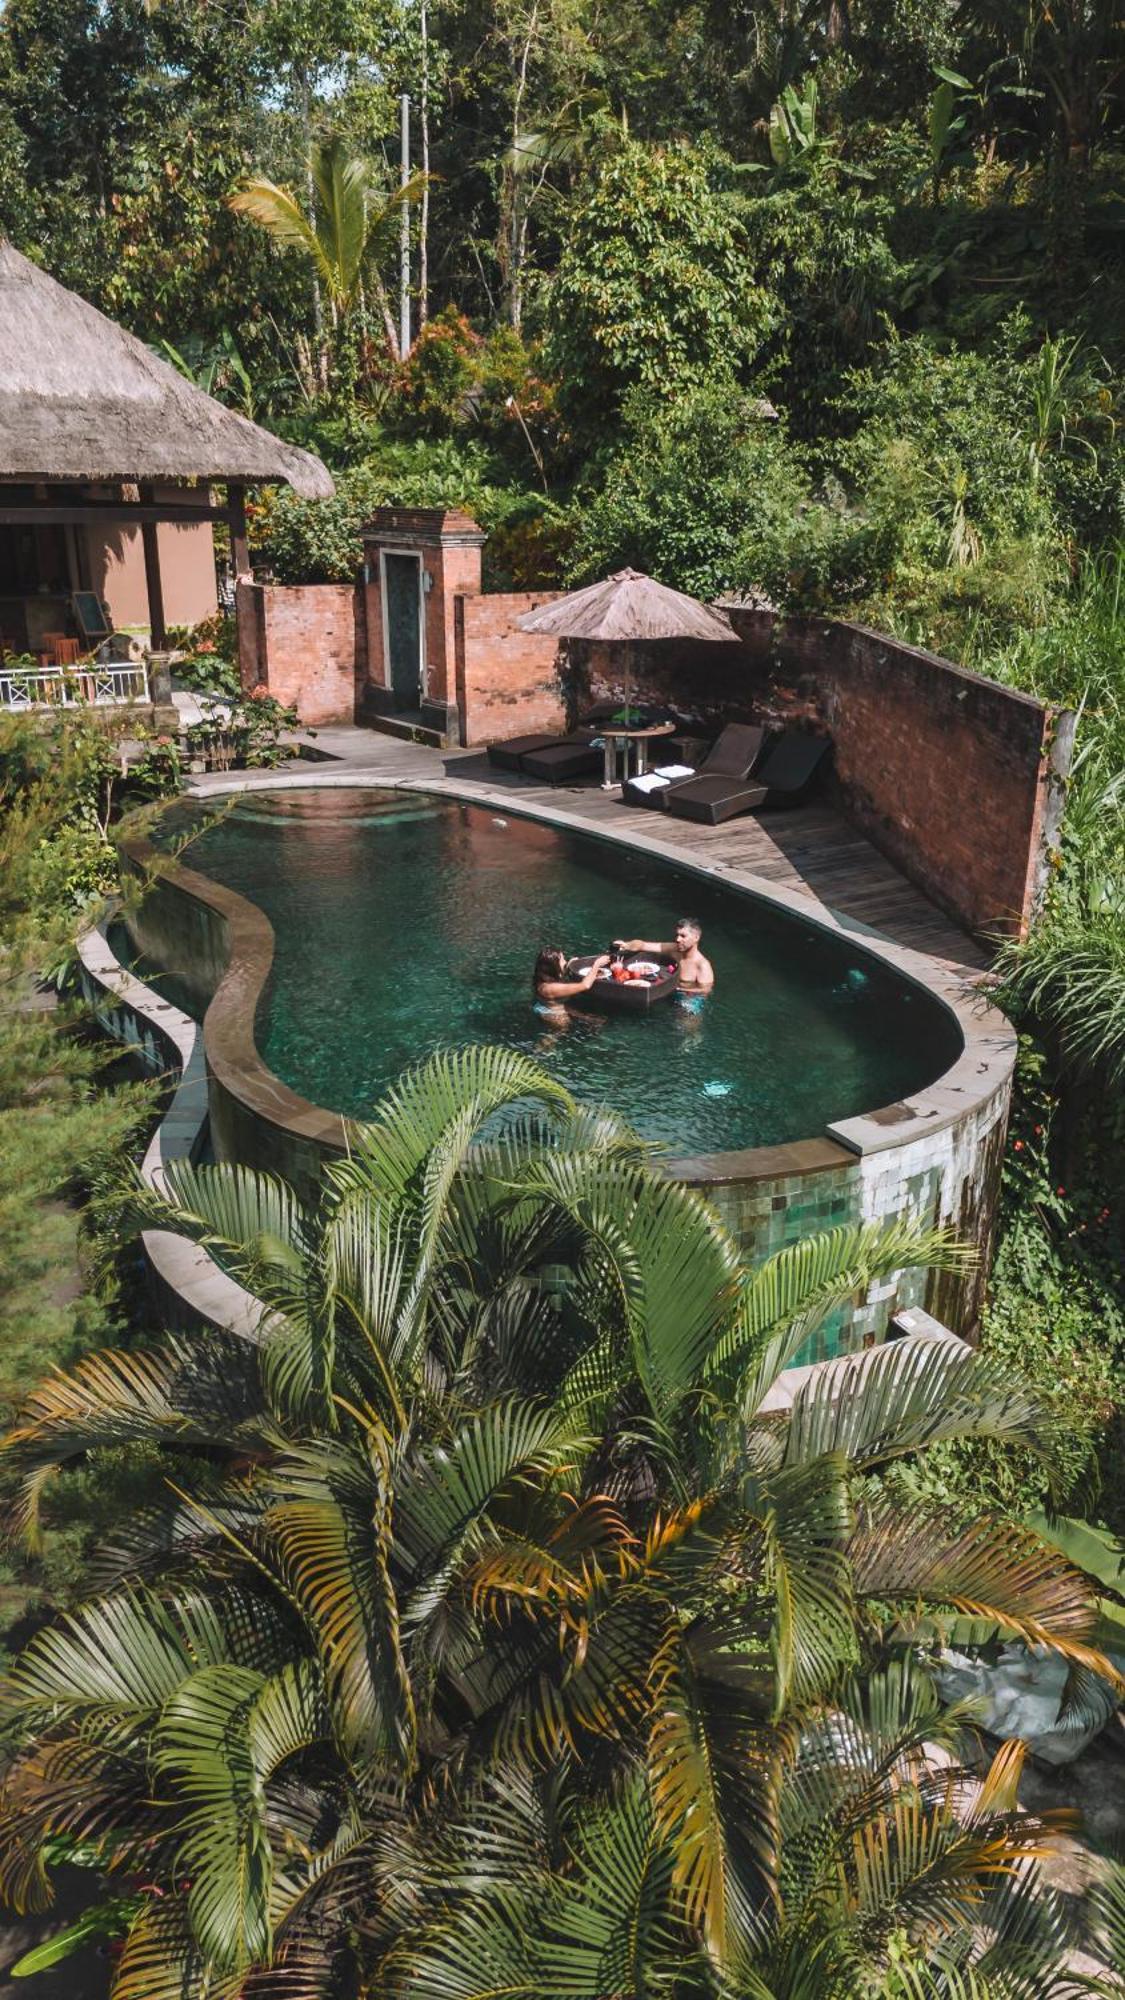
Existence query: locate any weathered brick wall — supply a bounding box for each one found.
[235,581,362,726]
[567,616,1064,940]
[453,590,567,743]
[760,617,1057,939]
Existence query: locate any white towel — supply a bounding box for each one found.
[628,772,670,793]
[653,763,695,778]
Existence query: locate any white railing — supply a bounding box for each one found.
[0,662,150,710]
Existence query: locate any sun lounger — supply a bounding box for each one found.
[622,722,764,811]
[488,732,570,773]
[667,728,829,826]
[753,728,830,799]
[519,736,604,783]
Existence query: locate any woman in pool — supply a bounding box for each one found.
[533,946,611,1004]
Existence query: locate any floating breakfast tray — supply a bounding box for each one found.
[567,951,680,1012]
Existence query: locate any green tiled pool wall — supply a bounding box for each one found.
[701,1080,1009,1362]
[704,1165,859,1363]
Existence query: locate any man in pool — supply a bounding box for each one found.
[613,917,714,992]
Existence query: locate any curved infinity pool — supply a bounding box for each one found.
[145,788,961,1156]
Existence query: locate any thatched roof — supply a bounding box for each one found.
[0,240,333,499]
[517,569,735,643]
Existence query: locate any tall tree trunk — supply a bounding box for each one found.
[504,0,539,329]
[419,0,430,326]
[296,65,322,347]
[372,268,401,361]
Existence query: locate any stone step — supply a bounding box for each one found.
[365,709,447,750]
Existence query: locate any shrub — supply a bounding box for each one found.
[395,306,483,432]
[255,441,551,586]
[545,141,776,433]
[569,381,832,602]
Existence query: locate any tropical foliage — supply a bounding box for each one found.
[0,1047,1116,1993]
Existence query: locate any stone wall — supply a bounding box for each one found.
[236,580,363,726]
[453,589,567,744]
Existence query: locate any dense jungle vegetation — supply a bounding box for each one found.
[1,0,1125,1985]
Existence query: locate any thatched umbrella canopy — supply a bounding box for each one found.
[0,239,332,498]
[518,568,734,722]
[517,568,733,644]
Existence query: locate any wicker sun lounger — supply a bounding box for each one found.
[487,732,570,773]
[519,735,604,784]
[622,722,764,811]
[667,728,829,827]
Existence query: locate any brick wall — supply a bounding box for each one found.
[453,590,567,744]
[235,581,362,726]
[761,617,1058,938]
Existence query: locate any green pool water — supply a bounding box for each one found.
[147,788,961,1156]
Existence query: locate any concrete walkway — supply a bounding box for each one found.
[186,725,985,975]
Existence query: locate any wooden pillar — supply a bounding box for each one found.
[138,484,166,649]
[228,482,249,582]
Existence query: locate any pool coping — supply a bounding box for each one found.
[76,917,265,1337]
[118,770,1016,1188]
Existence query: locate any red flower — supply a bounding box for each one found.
[1012,1139,1023,1151]
[1057,1185,1066,1196]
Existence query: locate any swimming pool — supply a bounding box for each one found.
[135,787,963,1157]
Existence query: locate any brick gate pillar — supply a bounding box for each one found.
[360,507,486,744]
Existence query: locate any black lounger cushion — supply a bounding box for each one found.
[667,775,769,825]
[754,730,830,796]
[520,739,603,783]
[488,732,567,772]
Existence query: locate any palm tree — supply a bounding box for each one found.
[229,136,423,388]
[0,1047,1110,1997]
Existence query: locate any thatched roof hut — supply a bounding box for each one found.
[0,240,332,497]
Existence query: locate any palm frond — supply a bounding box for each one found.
[714,1219,972,1424]
[262,1439,416,1771]
[773,1334,1066,1479]
[152,1658,325,1970]
[337,1047,574,1208]
[850,1502,1109,1666]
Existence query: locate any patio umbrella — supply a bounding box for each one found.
[517,568,733,723]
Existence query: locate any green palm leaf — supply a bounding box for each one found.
[712,1220,972,1424]
[152,1658,324,1971]
[775,1332,1068,1479]
[337,1046,575,1209]
[261,1438,416,1770]
[2,1336,267,1545]
[394,1400,589,1590]
[849,1502,1105,1661]
[751,1454,857,1710]
[1,1589,218,1730]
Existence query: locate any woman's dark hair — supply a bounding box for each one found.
[533,947,566,990]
